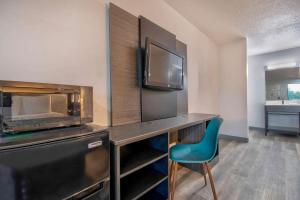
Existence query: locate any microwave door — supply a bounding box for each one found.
[1,89,81,133]
[0,132,109,200]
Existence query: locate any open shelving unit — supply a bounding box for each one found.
[120,145,168,178]
[121,158,168,200]
[111,133,169,200]
[110,114,217,200]
[139,179,169,200]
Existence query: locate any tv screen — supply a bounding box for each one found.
[144,39,184,90]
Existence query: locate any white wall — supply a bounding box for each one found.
[219,39,248,138]
[248,46,300,128]
[0,0,220,126]
[0,0,110,125]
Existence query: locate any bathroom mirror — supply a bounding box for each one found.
[265,67,300,102]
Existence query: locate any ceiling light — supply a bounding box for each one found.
[266,62,298,71]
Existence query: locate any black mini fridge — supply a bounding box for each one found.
[0,126,110,200]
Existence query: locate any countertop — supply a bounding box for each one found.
[109,113,217,146]
[265,104,300,106]
[265,104,300,113]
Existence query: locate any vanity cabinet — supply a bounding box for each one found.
[265,105,300,136]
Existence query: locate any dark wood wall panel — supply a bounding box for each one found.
[110,5,188,126]
[139,17,178,122]
[110,4,140,126]
[176,40,188,115]
[139,16,176,50]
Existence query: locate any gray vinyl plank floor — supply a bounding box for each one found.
[174,130,300,200]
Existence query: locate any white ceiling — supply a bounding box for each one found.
[164,0,300,55]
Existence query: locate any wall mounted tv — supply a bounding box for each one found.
[144,38,184,91]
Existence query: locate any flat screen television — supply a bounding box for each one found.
[144,38,184,90]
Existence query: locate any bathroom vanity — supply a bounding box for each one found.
[265,104,300,136]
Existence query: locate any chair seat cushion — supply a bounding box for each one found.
[170,143,213,163]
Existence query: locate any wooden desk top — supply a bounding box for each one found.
[109,113,217,146]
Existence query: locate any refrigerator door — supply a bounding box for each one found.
[0,131,109,200]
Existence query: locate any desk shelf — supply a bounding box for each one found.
[119,133,168,178]
[120,148,168,178]
[121,166,168,200]
[120,156,168,200]
[139,179,168,200]
[140,190,167,200]
[111,133,169,200]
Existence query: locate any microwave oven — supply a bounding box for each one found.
[0,80,93,135]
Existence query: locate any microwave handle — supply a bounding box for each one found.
[80,87,93,123]
[2,87,78,94]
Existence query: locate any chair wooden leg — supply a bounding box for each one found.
[202,163,207,186]
[171,162,178,200]
[169,161,174,199]
[204,162,218,200]
[169,161,174,183]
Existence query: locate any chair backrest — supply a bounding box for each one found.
[200,117,223,160]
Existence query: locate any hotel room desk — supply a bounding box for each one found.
[109,113,217,200]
